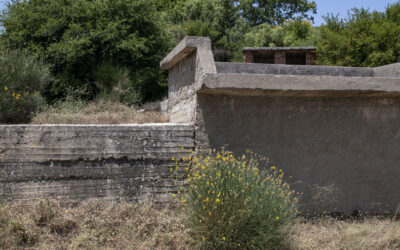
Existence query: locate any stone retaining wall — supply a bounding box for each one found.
[0,124,194,203]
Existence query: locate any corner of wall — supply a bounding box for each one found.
[160,36,217,124]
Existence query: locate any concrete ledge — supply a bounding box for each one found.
[216,62,374,77]
[243,46,316,51]
[201,73,400,97]
[160,36,212,70]
[374,63,400,78]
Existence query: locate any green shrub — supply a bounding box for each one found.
[173,149,298,249]
[0,51,51,124]
[94,63,141,105]
[1,0,173,103]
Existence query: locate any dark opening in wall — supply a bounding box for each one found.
[254,51,275,64]
[286,51,307,65]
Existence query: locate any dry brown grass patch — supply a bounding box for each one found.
[31,100,169,124]
[286,217,400,250]
[0,199,193,250]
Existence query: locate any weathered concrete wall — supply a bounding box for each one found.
[161,36,400,214]
[160,36,217,124]
[196,94,400,214]
[374,63,400,78]
[0,124,194,203]
[216,62,374,77]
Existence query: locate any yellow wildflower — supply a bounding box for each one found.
[271,166,276,170]
[222,236,226,241]
[202,237,205,241]
[4,86,8,91]
[216,198,221,203]
[276,216,279,220]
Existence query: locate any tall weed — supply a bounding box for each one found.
[172,149,298,249]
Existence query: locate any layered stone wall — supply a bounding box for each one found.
[0,124,194,203]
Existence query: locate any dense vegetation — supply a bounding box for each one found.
[0,0,399,122]
[0,51,51,123]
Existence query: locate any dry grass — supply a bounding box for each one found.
[31,100,169,124]
[286,217,400,250]
[0,199,193,250]
[1,199,399,250]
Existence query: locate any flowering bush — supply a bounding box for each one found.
[0,51,51,123]
[172,149,298,249]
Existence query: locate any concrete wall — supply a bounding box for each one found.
[161,37,400,214]
[0,124,194,203]
[374,63,400,78]
[196,94,400,214]
[216,62,374,77]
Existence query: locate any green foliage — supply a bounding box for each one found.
[173,149,298,249]
[243,21,319,47]
[1,0,173,103]
[237,0,317,26]
[317,4,400,67]
[94,63,140,105]
[163,0,317,62]
[0,50,51,124]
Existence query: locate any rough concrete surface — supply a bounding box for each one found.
[0,124,194,203]
[160,36,400,214]
[216,62,374,77]
[196,94,400,213]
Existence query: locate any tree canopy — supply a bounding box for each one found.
[317,3,400,67]
[1,0,399,103]
[0,0,173,103]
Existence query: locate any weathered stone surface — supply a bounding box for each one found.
[160,36,216,123]
[161,36,400,214]
[196,94,400,214]
[216,62,374,77]
[374,63,400,78]
[200,73,400,97]
[0,124,194,203]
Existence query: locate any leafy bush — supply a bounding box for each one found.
[0,51,51,124]
[1,0,173,103]
[94,63,141,105]
[317,4,400,67]
[173,149,298,249]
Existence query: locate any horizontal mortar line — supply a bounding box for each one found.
[1,178,174,183]
[0,131,194,135]
[0,137,195,141]
[0,148,193,151]
[0,164,177,168]
[0,144,194,148]
[0,149,194,154]
[0,129,195,133]
[1,150,194,156]
[1,176,175,182]
[1,184,174,192]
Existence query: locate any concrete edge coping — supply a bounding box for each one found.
[160,36,212,70]
[0,123,193,127]
[201,73,400,94]
[243,46,317,51]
